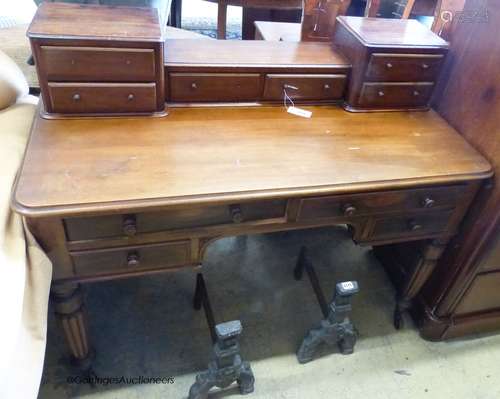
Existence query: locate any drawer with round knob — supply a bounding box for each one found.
[64,199,287,242]
[365,53,444,82]
[296,185,465,221]
[263,74,347,101]
[368,211,454,242]
[358,82,434,109]
[169,73,261,102]
[47,82,157,114]
[70,240,191,277]
[39,46,156,82]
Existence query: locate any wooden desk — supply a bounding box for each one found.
[12,104,492,367]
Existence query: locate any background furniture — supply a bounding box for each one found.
[412,0,500,340]
[203,0,301,39]
[301,0,352,41]
[0,49,51,399]
[254,20,300,40]
[364,0,416,18]
[254,0,352,42]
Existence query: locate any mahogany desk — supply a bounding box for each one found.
[12,104,492,367]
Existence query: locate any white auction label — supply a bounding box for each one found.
[287,106,312,118]
[341,282,355,290]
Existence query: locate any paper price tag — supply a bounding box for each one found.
[287,106,312,118]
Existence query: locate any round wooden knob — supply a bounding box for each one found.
[191,82,198,90]
[126,59,131,65]
[422,197,435,208]
[378,91,385,97]
[408,219,423,231]
[413,90,420,97]
[342,204,356,217]
[386,62,393,69]
[230,204,243,223]
[72,93,81,101]
[422,63,429,69]
[324,84,331,90]
[127,251,140,267]
[122,215,137,237]
[127,94,135,101]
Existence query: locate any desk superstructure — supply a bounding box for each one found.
[15,2,492,370]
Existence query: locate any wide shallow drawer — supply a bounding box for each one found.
[297,186,464,221]
[39,46,156,82]
[358,82,434,108]
[365,53,444,82]
[64,199,287,241]
[169,73,261,102]
[263,74,346,101]
[368,211,453,241]
[71,240,191,277]
[455,272,500,315]
[47,82,157,114]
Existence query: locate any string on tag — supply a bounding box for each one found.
[283,84,312,118]
[283,84,298,111]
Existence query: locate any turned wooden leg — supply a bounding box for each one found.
[394,238,450,328]
[51,282,95,370]
[375,238,450,329]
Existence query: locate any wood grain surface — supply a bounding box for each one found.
[13,105,491,217]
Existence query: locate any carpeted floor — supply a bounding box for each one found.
[38,227,500,399]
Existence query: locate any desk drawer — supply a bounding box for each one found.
[64,199,287,241]
[358,82,434,108]
[297,186,464,221]
[40,46,156,82]
[47,82,157,114]
[369,211,453,241]
[263,74,346,101]
[71,240,191,277]
[169,73,261,102]
[365,53,444,82]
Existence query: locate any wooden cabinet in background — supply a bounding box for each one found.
[400,0,500,341]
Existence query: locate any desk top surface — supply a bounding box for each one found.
[13,106,492,217]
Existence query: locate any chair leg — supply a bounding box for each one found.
[217,0,228,39]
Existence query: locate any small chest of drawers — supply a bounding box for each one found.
[333,16,449,112]
[28,2,166,118]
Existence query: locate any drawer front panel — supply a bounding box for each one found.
[71,240,191,277]
[47,82,157,114]
[297,186,464,221]
[65,199,287,241]
[369,211,453,241]
[169,73,261,102]
[365,53,444,82]
[358,82,434,108]
[40,46,156,82]
[263,74,346,101]
[455,272,500,315]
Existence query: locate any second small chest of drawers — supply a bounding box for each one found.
[333,16,449,112]
[28,2,166,118]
